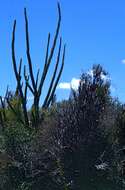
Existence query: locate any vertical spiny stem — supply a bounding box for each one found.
[42,37,62,107]
[12,20,29,127]
[24,8,36,93]
[46,44,66,107]
[38,3,61,97]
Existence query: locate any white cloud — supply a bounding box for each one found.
[121,59,125,64]
[58,82,70,89]
[58,69,111,92]
[58,78,80,90]
[71,78,80,90]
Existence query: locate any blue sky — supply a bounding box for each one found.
[1,0,125,103]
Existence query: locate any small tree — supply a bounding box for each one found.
[54,65,111,189]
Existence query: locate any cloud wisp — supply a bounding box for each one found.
[57,82,71,89]
[58,78,80,90]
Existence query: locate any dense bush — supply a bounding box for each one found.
[0,64,125,189]
[45,65,125,190]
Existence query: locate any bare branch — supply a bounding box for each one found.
[35,69,40,89]
[38,3,61,97]
[42,37,62,107]
[46,44,66,107]
[12,19,29,127]
[24,8,36,92]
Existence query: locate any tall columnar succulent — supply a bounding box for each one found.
[10,3,65,128]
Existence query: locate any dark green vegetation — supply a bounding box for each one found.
[0,3,125,190]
